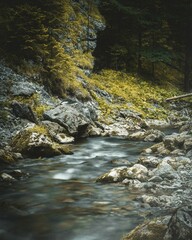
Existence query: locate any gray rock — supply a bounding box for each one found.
[42,121,74,144]
[43,102,90,136]
[96,164,148,183]
[10,81,37,96]
[164,205,192,240]
[0,173,16,182]
[138,156,161,168]
[12,101,39,124]
[128,129,165,142]
[151,160,179,180]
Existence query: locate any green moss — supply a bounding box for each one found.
[11,125,72,157]
[87,70,182,120]
[13,93,52,118]
[0,150,15,164]
[122,219,168,240]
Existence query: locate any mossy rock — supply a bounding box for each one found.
[0,149,16,164]
[122,217,169,240]
[11,125,72,158]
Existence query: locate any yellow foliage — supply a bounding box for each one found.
[87,70,182,119]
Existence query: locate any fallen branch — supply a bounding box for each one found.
[166,93,192,101]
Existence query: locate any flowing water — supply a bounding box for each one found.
[0,137,153,240]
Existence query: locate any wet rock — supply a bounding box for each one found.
[43,102,90,137]
[164,205,192,240]
[122,179,143,188]
[110,159,132,166]
[0,173,16,182]
[122,217,169,240]
[96,166,128,183]
[0,149,17,164]
[10,124,72,158]
[10,170,30,180]
[148,175,163,182]
[96,164,148,183]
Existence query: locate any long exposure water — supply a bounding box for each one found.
[0,137,153,240]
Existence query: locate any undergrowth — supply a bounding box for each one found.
[87,69,182,119]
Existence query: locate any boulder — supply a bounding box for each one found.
[151,160,179,180]
[10,124,72,158]
[138,156,162,168]
[96,164,148,183]
[43,102,90,137]
[96,166,128,183]
[128,129,165,142]
[164,206,192,240]
[42,121,74,143]
[0,149,19,164]
[122,217,169,240]
[0,173,16,182]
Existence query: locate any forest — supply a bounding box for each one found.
[0,0,191,93]
[94,0,192,91]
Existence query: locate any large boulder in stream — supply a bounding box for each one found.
[43,102,91,137]
[96,164,148,183]
[122,217,169,240]
[10,124,72,158]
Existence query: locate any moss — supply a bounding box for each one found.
[0,150,16,164]
[122,218,168,240]
[87,70,182,120]
[11,126,73,158]
[13,93,51,118]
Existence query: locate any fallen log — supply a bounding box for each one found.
[166,92,192,101]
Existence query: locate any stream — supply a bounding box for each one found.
[0,137,155,240]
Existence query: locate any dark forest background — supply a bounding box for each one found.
[94,0,192,91]
[0,0,191,92]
